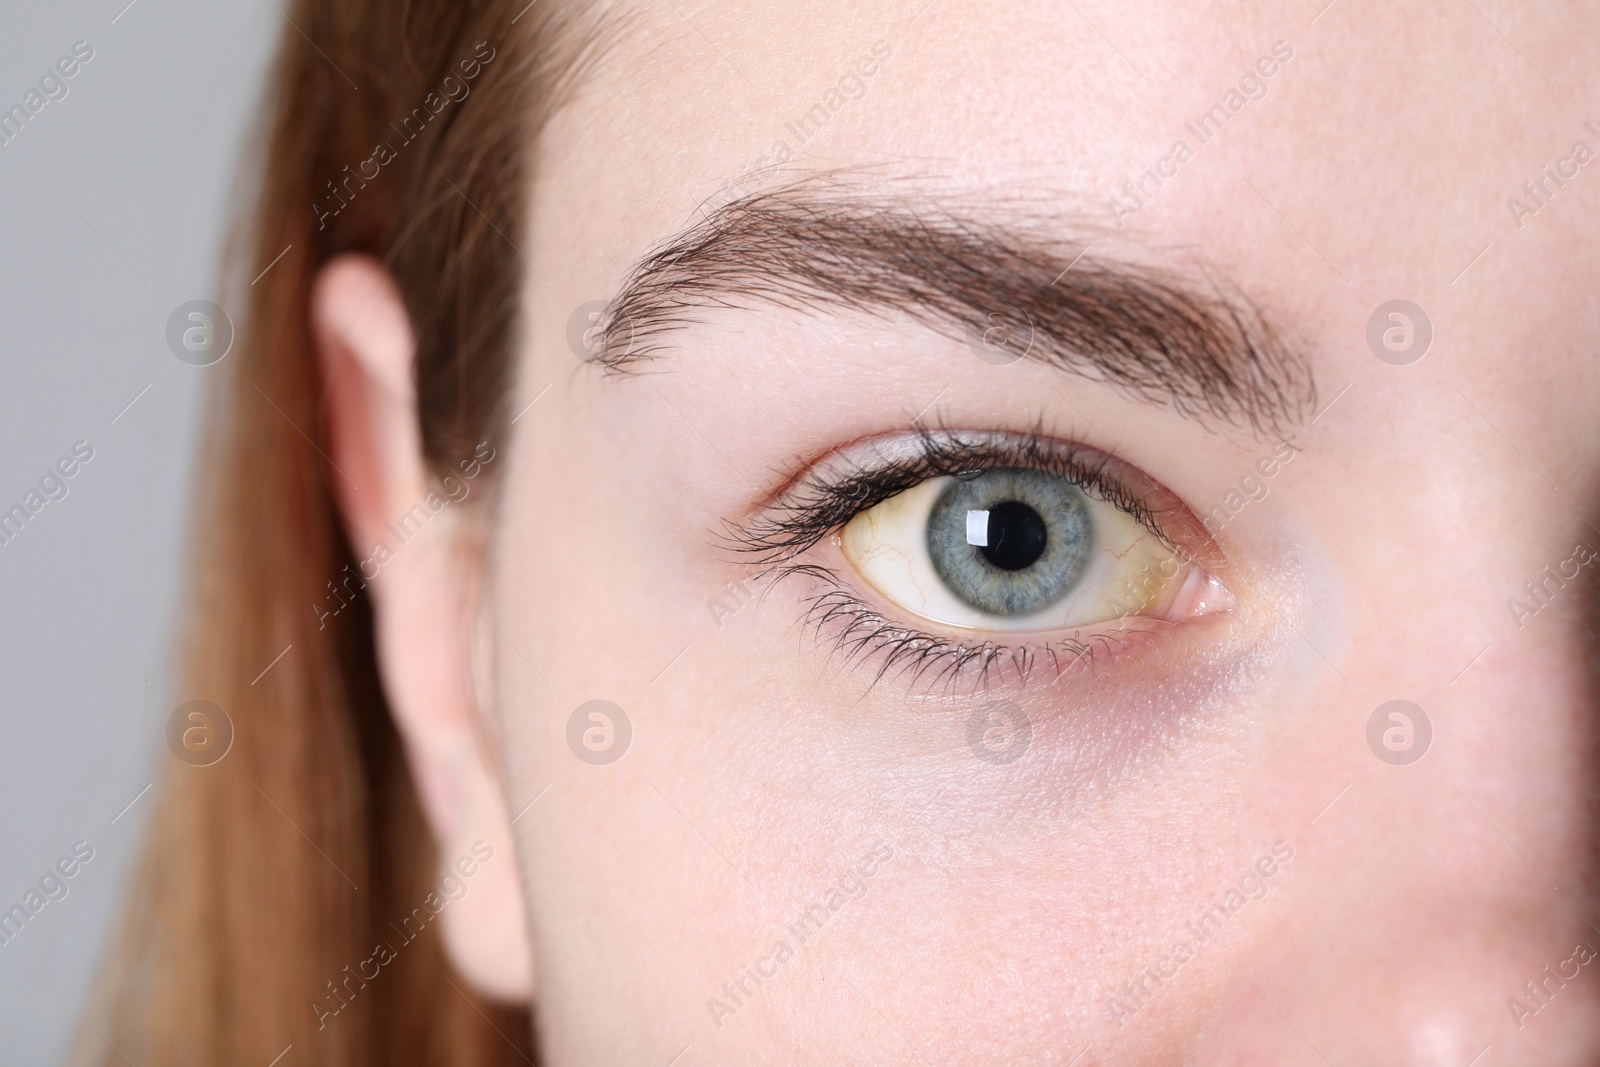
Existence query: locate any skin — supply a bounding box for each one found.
[314,0,1600,1062]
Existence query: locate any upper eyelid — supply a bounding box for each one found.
[722,426,1185,565]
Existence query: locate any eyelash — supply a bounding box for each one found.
[722,425,1193,690]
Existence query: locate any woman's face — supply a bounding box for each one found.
[485,1,1600,1061]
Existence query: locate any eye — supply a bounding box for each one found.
[839,465,1231,633]
[726,428,1236,682]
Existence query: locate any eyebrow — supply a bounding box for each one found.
[592,185,1315,433]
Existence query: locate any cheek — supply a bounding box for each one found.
[489,358,1298,1058]
[492,423,1277,1061]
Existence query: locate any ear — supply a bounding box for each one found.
[311,254,533,1002]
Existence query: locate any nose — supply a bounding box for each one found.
[1191,905,1600,1065]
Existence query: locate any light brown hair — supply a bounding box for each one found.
[82,1,604,1062]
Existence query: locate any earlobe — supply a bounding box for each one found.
[311,254,534,1002]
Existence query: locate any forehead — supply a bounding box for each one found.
[545,3,1551,233]
[531,1,1600,400]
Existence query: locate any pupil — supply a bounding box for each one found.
[978,500,1047,571]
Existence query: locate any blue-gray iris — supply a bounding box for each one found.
[926,468,1093,616]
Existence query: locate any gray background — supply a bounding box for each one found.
[0,0,277,1060]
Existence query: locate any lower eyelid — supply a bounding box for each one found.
[771,560,1183,690]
